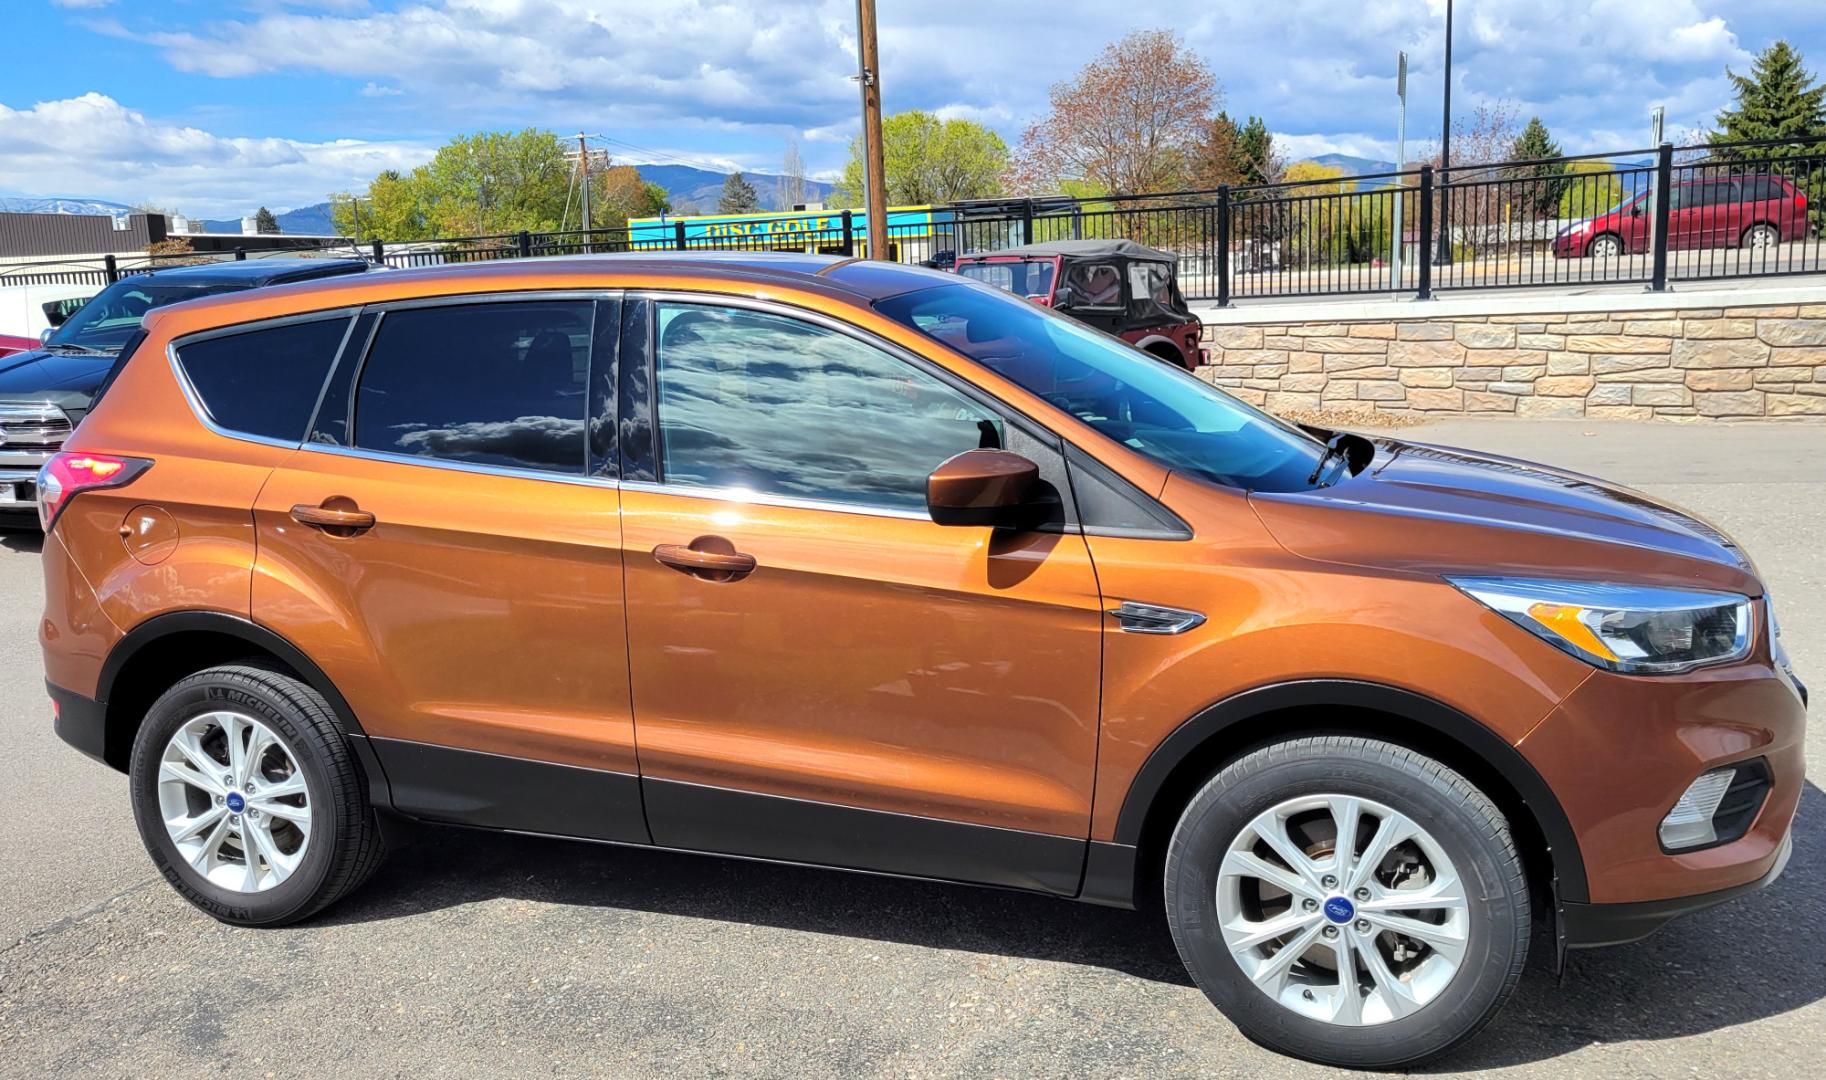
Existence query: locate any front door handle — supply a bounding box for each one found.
[290,499,376,537]
[652,536,756,582]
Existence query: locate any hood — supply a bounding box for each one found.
[1247,438,1761,597]
[0,348,113,399]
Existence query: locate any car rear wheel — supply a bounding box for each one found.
[1587,234,1623,259]
[1163,736,1530,1069]
[128,664,386,926]
[1741,223,1779,250]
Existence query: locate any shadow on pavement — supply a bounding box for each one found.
[323,817,1196,987]
[323,775,1822,1064]
[0,528,44,554]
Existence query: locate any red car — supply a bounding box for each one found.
[1556,173,1809,258]
[954,240,1206,369]
[0,333,38,359]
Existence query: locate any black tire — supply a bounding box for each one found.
[1163,736,1529,1069]
[128,664,385,926]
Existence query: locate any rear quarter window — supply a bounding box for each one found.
[174,317,351,443]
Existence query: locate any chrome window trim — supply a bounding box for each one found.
[293,440,621,492]
[617,479,933,522]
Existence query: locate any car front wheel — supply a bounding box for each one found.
[1163,735,1530,1069]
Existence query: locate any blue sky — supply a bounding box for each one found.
[0,0,1817,218]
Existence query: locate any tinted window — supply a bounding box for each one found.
[353,301,593,474]
[875,283,1326,492]
[652,302,1002,510]
[175,317,349,442]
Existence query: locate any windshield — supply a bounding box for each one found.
[875,283,1327,492]
[46,278,242,353]
[956,259,1057,301]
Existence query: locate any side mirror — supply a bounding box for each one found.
[927,449,1042,529]
[1630,204,1644,218]
[40,328,55,346]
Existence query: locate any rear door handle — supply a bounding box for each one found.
[290,501,376,536]
[652,536,756,582]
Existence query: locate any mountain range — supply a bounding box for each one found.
[1,165,833,237]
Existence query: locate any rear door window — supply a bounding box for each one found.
[174,316,352,442]
[351,301,594,475]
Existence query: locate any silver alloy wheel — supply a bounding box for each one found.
[1216,794,1470,1027]
[1745,225,1777,249]
[1589,235,1622,258]
[157,711,313,893]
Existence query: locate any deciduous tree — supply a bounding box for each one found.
[1011,29,1218,195]
[779,137,808,210]
[832,111,1008,206]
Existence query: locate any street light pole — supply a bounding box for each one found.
[855,0,889,260]
[1436,0,1454,265]
[1394,51,1407,292]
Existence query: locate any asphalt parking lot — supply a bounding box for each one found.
[1,417,1820,1079]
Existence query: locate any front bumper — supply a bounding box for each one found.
[1518,649,1805,906]
[1562,830,1793,948]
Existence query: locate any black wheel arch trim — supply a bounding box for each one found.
[1110,678,1590,903]
[94,611,392,802]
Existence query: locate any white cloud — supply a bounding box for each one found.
[18,0,1792,205]
[51,0,116,9]
[0,94,432,217]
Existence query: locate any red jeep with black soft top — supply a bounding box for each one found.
[954,239,1206,370]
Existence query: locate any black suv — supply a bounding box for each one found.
[0,258,371,525]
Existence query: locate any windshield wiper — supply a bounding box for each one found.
[1305,435,1351,486]
[39,343,113,357]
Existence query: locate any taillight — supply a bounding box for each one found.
[36,452,153,531]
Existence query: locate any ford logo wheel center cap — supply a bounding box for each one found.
[225,791,246,814]
[1322,895,1355,923]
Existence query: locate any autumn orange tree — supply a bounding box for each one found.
[1010,30,1218,197]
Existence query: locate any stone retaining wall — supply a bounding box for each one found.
[1196,298,1826,419]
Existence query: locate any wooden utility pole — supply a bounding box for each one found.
[855,0,888,259]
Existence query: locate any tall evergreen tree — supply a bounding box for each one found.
[253,206,280,234]
[1503,116,1568,218]
[1235,116,1277,186]
[717,172,760,214]
[1710,40,1826,151]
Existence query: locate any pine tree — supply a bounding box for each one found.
[717,172,760,214]
[253,206,280,234]
[1710,40,1826,151]
[1503,116,1568,218]
[1236,116,1277,186]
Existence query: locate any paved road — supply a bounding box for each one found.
[1,419,1820,1079]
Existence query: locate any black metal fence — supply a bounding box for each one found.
[5,137,1821,305]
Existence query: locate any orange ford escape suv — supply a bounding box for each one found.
[38,254,1804,1068]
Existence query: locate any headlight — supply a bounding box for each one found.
[1448,577,1752,674]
